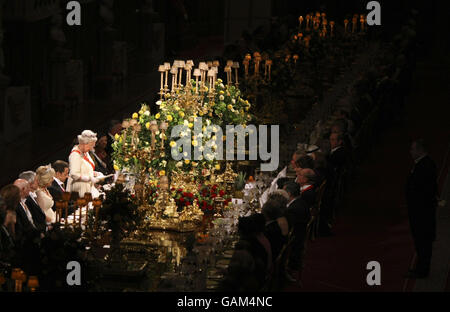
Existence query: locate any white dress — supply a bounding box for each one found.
[66,145,100,198]
[36,188,56,223]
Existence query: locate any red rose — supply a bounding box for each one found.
[211,193,217,198]
[207,205,213,210]
[219,190,225,197]
[179,197,185,203]
[202,201,207,208]
[187,193,193,198]
[177,189,183,193]
[171,188,175,191]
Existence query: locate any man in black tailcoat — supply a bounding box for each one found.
[283,182,311,282]
[405,139,438,278]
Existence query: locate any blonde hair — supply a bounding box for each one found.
[78,130,97,144]
[36,165,55,188]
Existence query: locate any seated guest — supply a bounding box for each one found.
[35,165,56,224]
[276,177,291,190]
[297,169,317,209]
[283,182,311,282]
[220,214,272,291]
[13,179,39,244]
[267,190,290,237]
[18,171,46,232]
[289,149,306,176]
[12,180,41,275]
[49,160,69,202]
[262,199,288,263]
[328,133,348,173]
[294,155,314,180]
[331,120,353,151]
[91,133,112,176]
[0,189,19,263]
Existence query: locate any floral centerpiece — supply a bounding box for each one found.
[111,78,253,180]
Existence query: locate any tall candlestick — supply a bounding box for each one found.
[344,19,349,33]
[233,62,239,85]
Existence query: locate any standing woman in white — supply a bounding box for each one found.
[35,165,56,224]
[66,130,102,198]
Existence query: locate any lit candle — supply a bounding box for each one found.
[299,16,303,29]
[158,64,165,97]
[266,59,272,81]
[232,62,239,85]
[193,68,201,93]
[306,14,310,29]
[178,60,185,87]
[352,15,357,33]
[330,21,335,36]
[164,62,170,91]
[224,66,231,85]
[360,14,365,32]
[344,19,349,33]
[170,67,177,93]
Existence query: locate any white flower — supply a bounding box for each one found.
[180,131,187,137]
[206,119,211,126]
[199,146,204,152]
[176,161,183,168]
[159,133,166,139]
[183,152,188,157]
[219,83,224,88]
[144,111,150,116]
[198,155,204,160]
[232,99,236,104]
[156,130,160,135]
[219,95,224,101]
[156,100,162,106]
[198,133,203,139]
[161,160,167,167]
[184,120,189,126]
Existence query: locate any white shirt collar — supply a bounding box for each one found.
[414,154,427,164]
[300,184,312,192]
[331,146,342,154]
[54,177,64,186]
[287,197,299,207]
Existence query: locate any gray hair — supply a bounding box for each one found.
[19,171,36,183]
[78,130,97,144]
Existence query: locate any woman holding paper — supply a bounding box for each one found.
[66,130,103,198]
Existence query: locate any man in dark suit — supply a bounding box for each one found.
[319,133,348,236]
[297,168,317,209]
[18,171,47,233]
[49,160,69,202]
[405,139,438,278]
[13,179,42,275]
[283,182,311,282]
[49,160,74,219]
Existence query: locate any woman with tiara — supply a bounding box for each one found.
[66,130,104,198]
